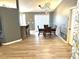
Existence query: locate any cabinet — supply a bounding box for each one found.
[20,25,30,40]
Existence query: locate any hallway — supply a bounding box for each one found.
[0,35,71,59]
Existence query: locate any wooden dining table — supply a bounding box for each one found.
[38,27,56,36]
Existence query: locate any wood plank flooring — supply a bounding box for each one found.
[0,35,71,59]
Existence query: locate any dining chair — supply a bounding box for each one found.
[37,26,44,36]
[44,25,48,28]
[51,25,57,35]
[43,27,52,38]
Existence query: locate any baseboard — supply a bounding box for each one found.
[2,39,22,45]
[57,35,73,47]
[57,35,68,43]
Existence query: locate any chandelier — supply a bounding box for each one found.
[38,2,50,10]
[38,2,51,14]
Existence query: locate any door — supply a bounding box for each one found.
[67,9,73,45]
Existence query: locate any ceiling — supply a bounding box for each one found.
[0,0,63,12]
[19,0,63,12]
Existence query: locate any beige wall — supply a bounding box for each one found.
[54,0,77,15]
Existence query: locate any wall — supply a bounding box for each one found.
[25,12,34,30]
[0,7,21,43]
[0,17,2,31]
[49,12,54,26]
[25,12,50,30]
[51,0,77,41]
[0,0,16,8]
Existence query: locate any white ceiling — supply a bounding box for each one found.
[19,0,63,12]
[0,0,63,12]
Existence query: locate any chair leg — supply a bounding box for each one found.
[38,31,40,36]
[49,32,51,37]
[43,32,46,38]
[54,31,55,35]
[38,32,39,36]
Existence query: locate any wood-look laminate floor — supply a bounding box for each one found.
[0,34,71,59]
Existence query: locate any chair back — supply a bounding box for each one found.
[44,25,48,28]
[44,27,51,33]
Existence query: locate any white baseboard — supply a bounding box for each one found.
[2,39,22,45]
[57,35,68,43]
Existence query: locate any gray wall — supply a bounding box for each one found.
[0,7,21,43]
[25,12,50,30]
[49,12,54,26]
[0,17,2,31]
[25,12,35,30]
[51,0,77,40]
